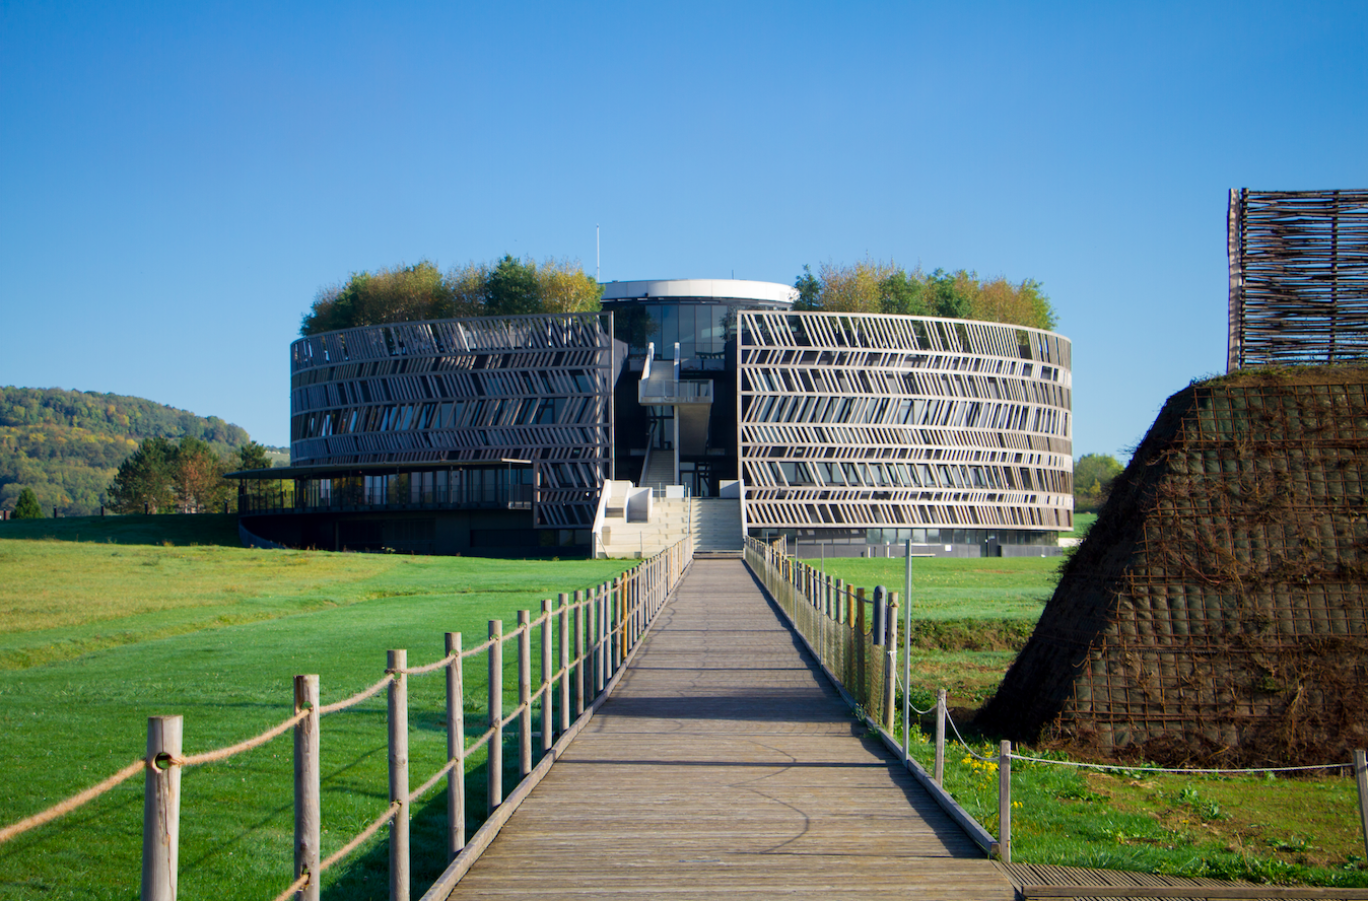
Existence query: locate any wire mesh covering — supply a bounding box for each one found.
[1228,189,1368,372]
[981,369,1368,766]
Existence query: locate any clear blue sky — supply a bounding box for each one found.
[2,1,1364,457]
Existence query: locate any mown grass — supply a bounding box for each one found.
[895,727,1368,888]
[808,555,1368,886]
[0,518,629,900]
[1066,512,1097,538]
[799,555,1054,704]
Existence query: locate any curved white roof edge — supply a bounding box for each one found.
[601,278,797,305]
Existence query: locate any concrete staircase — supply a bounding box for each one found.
[690,497,743,557]
[598,497,689,558]
[640,447,675,492]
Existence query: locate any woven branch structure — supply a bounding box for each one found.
[1228,189,1368,372]
[981,367,1368,766]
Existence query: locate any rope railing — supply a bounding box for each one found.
[318,673,395,715]
[0,536,695,901]
[744,535,1368,868]
[0,758,146,844]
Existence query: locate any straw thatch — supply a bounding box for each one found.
[981,367,1368,766]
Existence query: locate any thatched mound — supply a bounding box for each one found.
[980,366,1368,766]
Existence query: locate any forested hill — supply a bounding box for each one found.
[0,387,256,516]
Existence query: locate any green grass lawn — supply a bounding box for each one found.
[801,555,1367,887]
[1066,512,1097,539]
[0,517,629,901]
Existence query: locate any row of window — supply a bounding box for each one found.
[746,499,1069,528]
[745,459,1071,493]
[742,394,1068,435]
[764,527,1054,545]
[293,394,610,441]
[741,347,1066,386]
[740,313,1070,369]
[293,314,609,370]
[294,366,605,414]
[741,366,1069,407]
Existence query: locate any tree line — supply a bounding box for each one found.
[0,387,262,516]
[1073,452,1124,513]
[793,261,1058,331]
[103,436,272,515]
[300,256,603,336]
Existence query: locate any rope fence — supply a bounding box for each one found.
[745,535,1368,867]
[0,537,693,901]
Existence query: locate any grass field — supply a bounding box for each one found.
[5,520,1362,894]
[0,517,629,901]
[801,554,1368,888]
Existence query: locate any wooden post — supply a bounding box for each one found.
[1356,749,1368,863]
[997,740,1012,863]
[934,689,947,786]
[539,601,553,756]
[388,650,410,901]
[614,579,624,672]
[872,586,886,646]
[517,611,532,778]
[487,623,502,815]
[557,595,570,734]
[885,599,898,734]
[634,577,643,643]
[574,590,586,716]
[294,675,321,901]
[594,584,605,693]
[141,715,182,901]
[856,587,867,704]
[445,633,464,859]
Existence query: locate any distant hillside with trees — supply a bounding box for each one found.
[793,260,1058,331]
[300,256,603,336]
[0,387,262,516]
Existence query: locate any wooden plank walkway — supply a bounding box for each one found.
[441,558,1016,900]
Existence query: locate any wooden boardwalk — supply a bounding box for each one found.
[441,558,1016,900]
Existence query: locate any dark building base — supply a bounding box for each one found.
[240,509,591,557]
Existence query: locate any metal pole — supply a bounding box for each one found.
[1356,749,1368,864]
[998,739,1012,863]
[141,715,182,901]
[445,633,465,859]
[294,675,321,901]
[903,539,912,762]
[934,689,946,785]
[387,649,410,901]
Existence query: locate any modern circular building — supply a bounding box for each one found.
[236,278,1072,556]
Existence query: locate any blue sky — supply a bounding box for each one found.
[2,1,1364,456]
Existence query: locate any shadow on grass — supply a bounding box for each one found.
[321,741,524,901]
[0,514,242,547]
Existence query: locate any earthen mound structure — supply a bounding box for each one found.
[981,367,1368,766]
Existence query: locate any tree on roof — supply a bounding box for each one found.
[300,256,602,335]
[792,259,1057,330]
